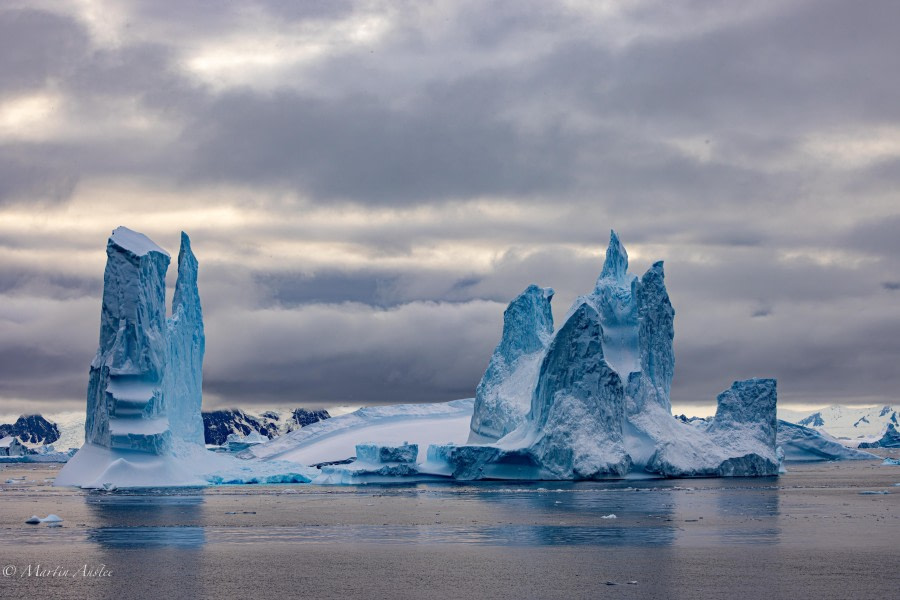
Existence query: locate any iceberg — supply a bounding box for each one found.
[424,231,780,480]
[82,227,172,456]
[247,399,474,466]
[57,226,787,486]
[503,302,631,479]
[56,227,315,488]
[469,285,554,443]
[777,420,878,461]
[315,442,421,484]
[164,233,206,447]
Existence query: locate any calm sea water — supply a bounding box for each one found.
[1,460,898,600]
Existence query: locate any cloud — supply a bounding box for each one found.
[0,0,899,414]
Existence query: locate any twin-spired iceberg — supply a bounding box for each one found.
[430,230,780,480]
[81,227,186,454]
[56,227,315,488]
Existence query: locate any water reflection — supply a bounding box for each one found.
[710,483,780,545]
[85,491,206,548]
[442,482,679,547]
[85,490,207,598]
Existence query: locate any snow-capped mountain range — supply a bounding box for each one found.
[777,405,899,443]
[202,408,330,445]
[3,403,896,452]
[0,407,331,451]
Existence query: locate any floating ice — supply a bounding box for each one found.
[56,228,315,489]
[425,231,780,481]
[316,442,422,484]
[777,420,878,461]
[164,233,206,447]
[469,285,554,443]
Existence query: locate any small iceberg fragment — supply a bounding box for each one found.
[882,457,900,466]
[25,515,41,524]
[41,514,63,527]
[315,442,421,484]
[600,514,617,519]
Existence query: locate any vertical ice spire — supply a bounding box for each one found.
[85,227,171,452]
[165,232,206,447]
[528,302,631,478]
[173,232,201,324]
[469,285,554,442]
[598,229,629,284]
[631,260,675,413]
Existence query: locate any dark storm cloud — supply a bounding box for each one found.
[844,214,900,258]
[0,150,78,205]
[599,0,900,131]
[258,270,401,307]
[133,0,357,27]
[0,0,899,413]
[0,268,100,300]
[0,9,89,94]
[183,85,574,204]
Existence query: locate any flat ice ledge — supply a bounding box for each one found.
[53,443,317,488]
[110,226,170,257]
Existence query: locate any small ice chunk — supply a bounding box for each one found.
[601,514,617,519]
[40,514,63,522]
[25,515,41,524]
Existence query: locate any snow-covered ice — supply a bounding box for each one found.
[858,423,900,449]
[779,404,900,443]
[56,227,825,487]
[423,231,780,481]
[247,400,474,466]
[777,420,877,461]
[56,228,315,489]
[469,285,554,443]
[315,442,423,484]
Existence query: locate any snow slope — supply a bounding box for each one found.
[777,420,877,461]
[247,399,474,466]
[778,405,900,442]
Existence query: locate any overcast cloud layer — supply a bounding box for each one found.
[1,0,898,416]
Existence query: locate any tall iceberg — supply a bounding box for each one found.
[56,228,315,488]
[469,285,553,442]
[84,227,172,455]
[521,303,631,478]
[426,230,779,480]
[164,233,206,447]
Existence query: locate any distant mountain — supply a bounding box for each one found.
[778,405,900,443]
[0,415,60,446]
[0,407,332,450]
[202,408,330,445]
[858,423,900,448]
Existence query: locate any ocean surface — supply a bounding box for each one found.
[1,459,898,599]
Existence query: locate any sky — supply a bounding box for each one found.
[0,0,898,418]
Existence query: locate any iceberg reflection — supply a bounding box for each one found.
[85,491,206,549]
